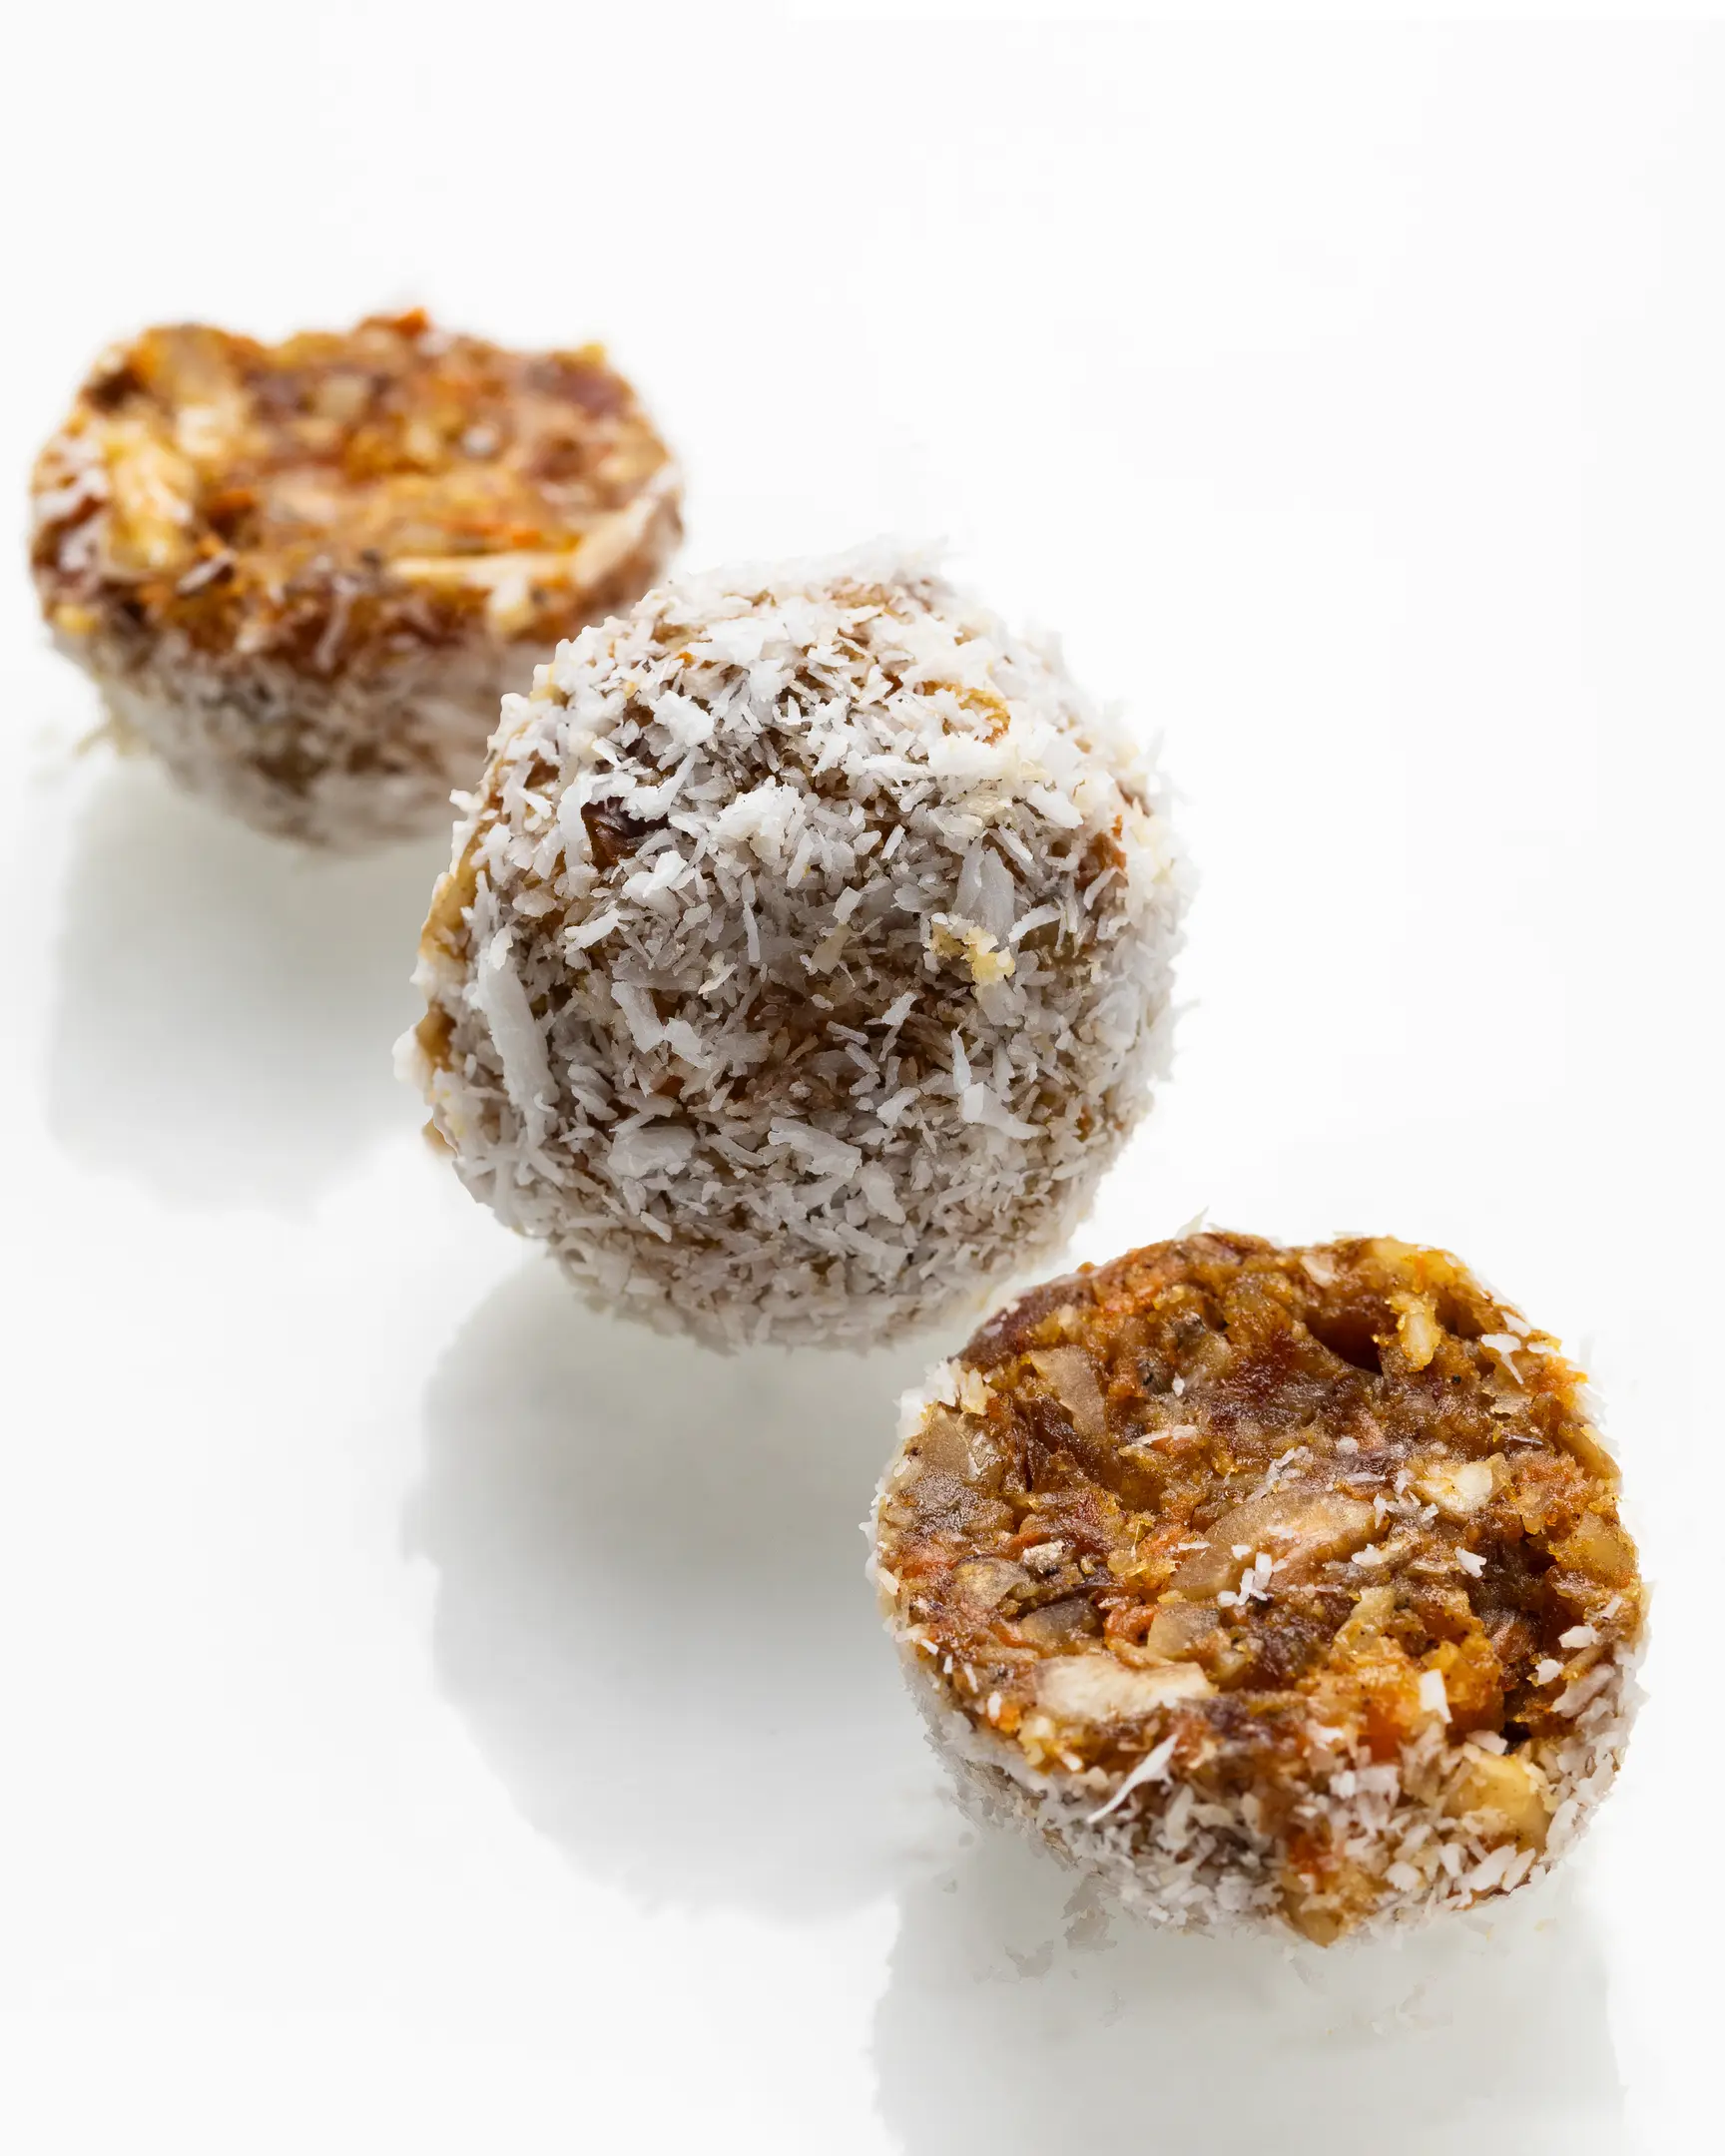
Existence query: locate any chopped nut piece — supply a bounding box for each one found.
[1333,1584,1396,1652]
[1171,1490,1375,1595]
[1414,1456,1501,1518]
[1038,1654,1212,1722]
[1443,1748,1552,1850]
[1393,1293,1441,1370]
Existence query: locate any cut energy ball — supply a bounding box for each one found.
[401,548,1186,1348]
[31,311,680,847]
[873,1233,1643,1942]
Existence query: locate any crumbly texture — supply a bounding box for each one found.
[400,549,1186,1348]
[873,1233,1643,1941]
[31,310,680,846]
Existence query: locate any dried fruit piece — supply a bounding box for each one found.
[1027,1347,1107,1440]
[1143,1602,1222,1660]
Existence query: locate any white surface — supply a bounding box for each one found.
[2,11,1720,2153]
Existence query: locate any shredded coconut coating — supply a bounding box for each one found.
[872,1233,1644,1941]
[30,310,680,847]
[401,549,1187,1347]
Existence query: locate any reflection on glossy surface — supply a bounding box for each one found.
[874,1825,1625,2156]
[411,1260,945,1917]
[50,759,444,1210]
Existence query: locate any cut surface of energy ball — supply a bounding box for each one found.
[873,1232,1643,1941]
[402,549,1186,1347]
[31,310,680,846]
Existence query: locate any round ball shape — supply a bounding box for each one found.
[873,1233,1644,1942]
[403,550,1186,1347]
[31,311,680,848]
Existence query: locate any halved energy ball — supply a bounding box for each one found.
[30,311,680,847]
[873,1233,1643,1942]
[400,549,1186,1347]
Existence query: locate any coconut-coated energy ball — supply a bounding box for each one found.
[30,310,680,847]
[401,549,1187,1347]
[873,1233,1644,1942]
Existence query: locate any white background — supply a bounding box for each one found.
[2,9,1720,2152]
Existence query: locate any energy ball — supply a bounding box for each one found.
[402,550,1185,1348]
[30,310,680,847]
[873,1232,1644,1942]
